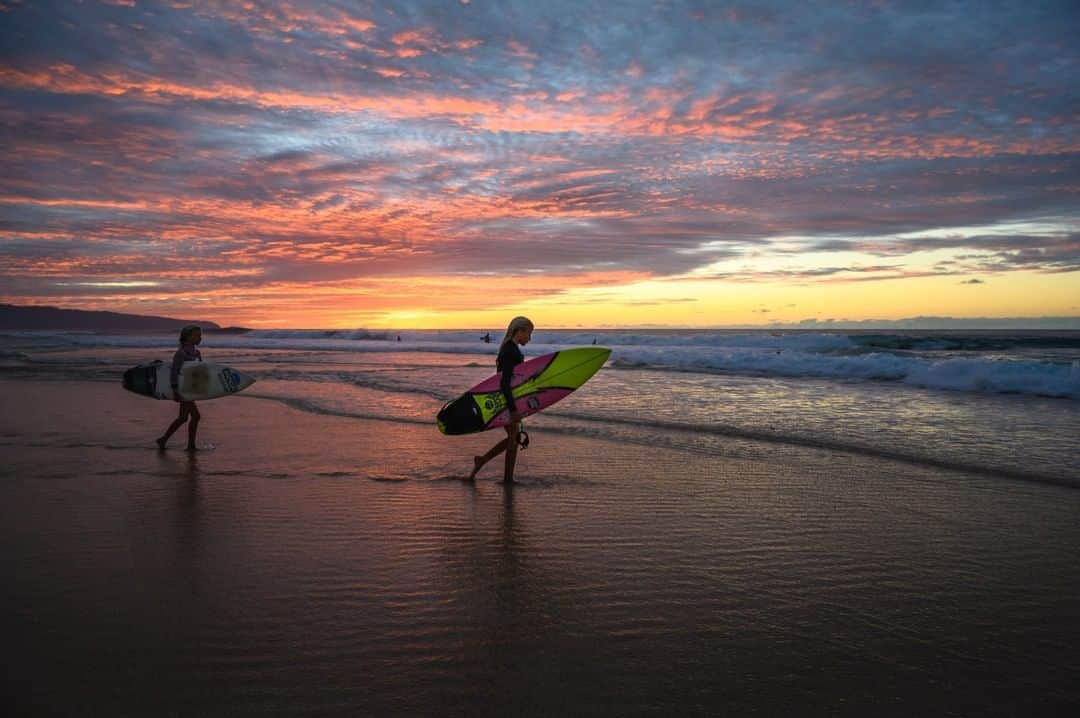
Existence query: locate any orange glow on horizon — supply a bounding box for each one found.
[6,269,1076,330]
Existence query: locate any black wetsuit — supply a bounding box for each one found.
[496,340,523,414]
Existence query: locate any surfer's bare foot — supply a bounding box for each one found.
[468,456,483,480]
[155,437,167,450]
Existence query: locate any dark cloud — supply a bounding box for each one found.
[806,232,1080,274]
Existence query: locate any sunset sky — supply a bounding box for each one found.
[1,0,1077,328]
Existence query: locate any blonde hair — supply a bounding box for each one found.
[501,316,533,347]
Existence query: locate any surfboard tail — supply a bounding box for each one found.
[437,395,485,435]
[121,361,160,397]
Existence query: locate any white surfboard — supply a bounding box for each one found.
[122,360,255,401]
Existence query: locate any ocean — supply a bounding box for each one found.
[4,327,1078,485]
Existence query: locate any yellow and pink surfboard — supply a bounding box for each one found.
[437,346,610,435]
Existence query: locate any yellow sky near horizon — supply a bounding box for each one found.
[375,271,1080,330]
[51,266,1074,329]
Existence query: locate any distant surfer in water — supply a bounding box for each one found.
[156,325,203,451]
[469,316,533,483]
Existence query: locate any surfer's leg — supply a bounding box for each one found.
[470,438,509,479]
[502,423,519,483]
[469,455,484,480]
[158,403,190,448]
[185,402,200,451]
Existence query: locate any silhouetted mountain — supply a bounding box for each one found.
[0,304,221,332]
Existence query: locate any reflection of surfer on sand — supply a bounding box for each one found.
[469,316,533,483]
[156,325,204,452]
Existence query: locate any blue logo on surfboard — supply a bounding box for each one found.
[220,369,242,393]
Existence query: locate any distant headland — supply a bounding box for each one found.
[0,304,245,333]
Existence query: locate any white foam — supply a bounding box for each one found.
[36,329,1080,400]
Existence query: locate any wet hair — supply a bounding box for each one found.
[179,325,202,344]
[500,316,534,347]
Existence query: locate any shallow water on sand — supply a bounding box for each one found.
[3,340,1078,485]
[3,380,1080,716]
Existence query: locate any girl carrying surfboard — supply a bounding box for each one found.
[468,316,533,483]
[156,325,204,451]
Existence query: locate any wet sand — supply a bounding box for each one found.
[3,380,1079,716]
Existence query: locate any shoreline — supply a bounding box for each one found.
[4,370,1075,490]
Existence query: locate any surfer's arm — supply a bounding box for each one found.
[169,350,184,398]
[500,365,516,415]
[496,342,521,416]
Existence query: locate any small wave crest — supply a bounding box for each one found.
[851,333,1080,352]
[610,348,1080,399]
